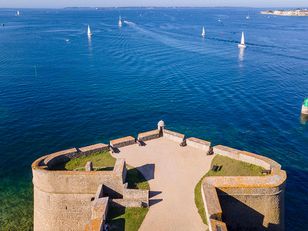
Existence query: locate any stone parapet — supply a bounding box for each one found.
[111,199,142,208]
[138,129,160,142]
[123,188,149,207]
[186,137,211,152]
[79,143,109,156]
[213,145,281,170]
[113,158,127,183]
[202,146,287,231]
[85,197,109,231]
[43,148,78,168]
[110,136,135,148]
[163,129,185,143]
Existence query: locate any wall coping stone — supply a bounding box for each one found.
[138,129,160,141]
[187,137,211,146]
[163,129,185,138]
[79,143,109,153]
[43,148,77,166]
[110,136,135,148]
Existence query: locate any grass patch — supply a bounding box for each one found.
[194,154,265,225]
[107,166,150,230]
[205,155,265,177]
[64,151,116,171]
[194,174,208,225]
[126,166,150,190]
[107,207,149,231]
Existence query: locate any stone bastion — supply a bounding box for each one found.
[32,143,148,231]
[202,146,287,231]
[32,121,286,231]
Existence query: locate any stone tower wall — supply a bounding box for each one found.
[32,155,125,231]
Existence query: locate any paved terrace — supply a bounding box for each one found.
[113,137,213,231]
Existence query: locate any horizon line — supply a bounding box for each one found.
[0,6,306,9]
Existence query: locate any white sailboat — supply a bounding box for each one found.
[16,10,20,16]
[87,25,92,37]
[238,32,246,48]
[118,16,122,27]
[201,26,206,38]
[246,15,250,20]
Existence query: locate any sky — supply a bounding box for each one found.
[0,0,307,8]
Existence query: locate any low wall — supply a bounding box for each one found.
[138,129,160,142]
[32,156,126,231]
[202,146,286,231]
[43,148,78,169]
[186,137,211,152]
[213,145,276,170]
[123,188,149,207]
[85,185,109,231]
[163,129,185,143]
[79,143,109,156]
[110,136,135,148]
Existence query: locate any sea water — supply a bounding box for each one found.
[0,8,307,230]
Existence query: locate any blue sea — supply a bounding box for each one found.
[0,8,307,230]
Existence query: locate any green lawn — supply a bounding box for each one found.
[205,155,265,177]
[107,165,150,230]
[107,207,149,231]
[64,151,116,171]
[194,154,265,225]
[126,166,150,190]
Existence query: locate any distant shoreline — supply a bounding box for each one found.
[261,9,308,16]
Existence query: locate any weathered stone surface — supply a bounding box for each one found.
[32,158,125,231]
[202,145,286,231]
[43,148,78,168]
[123,188,149,207]
[163,129,185,143]
[79,143,109,156]
[111,199,142,208]
[85,161,93,171]
[110,136,135,148]
[186,137,211,152]
[138,130,160,142]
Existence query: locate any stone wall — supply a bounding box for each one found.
[110,136,135,148]
[32,122,286,231]
[202,145,286,231]
[138,129,160,142]
[32,154,126,231]
[186,137,211,152]
[163,129,185,143]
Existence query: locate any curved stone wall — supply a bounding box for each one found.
[32,148,126,231]
[202,145,287,231]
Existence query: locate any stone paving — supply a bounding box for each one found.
[113,137,214,231]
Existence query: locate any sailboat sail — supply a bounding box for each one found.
[201,26,205,37]
[238,32,246,48]
[118,16,122,27]
[87,25,92,37]
[16,10,20,16]
[241,32,245,45]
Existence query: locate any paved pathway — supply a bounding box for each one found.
[114,137,214,231]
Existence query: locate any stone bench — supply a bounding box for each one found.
[163,129,185,143]
[110,136,136,149]
[79,143,109,156]
[186,137,211,152]
[138,130,160,142]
